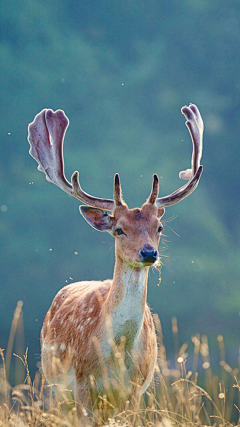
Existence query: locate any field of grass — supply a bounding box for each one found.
[1,302,240,427]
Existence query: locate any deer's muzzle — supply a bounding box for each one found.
[139,244,158,265]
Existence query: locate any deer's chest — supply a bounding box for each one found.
[111,293,144,342]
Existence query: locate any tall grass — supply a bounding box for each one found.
[1,302,240,426]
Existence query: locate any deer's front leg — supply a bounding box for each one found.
[75,381,89,425]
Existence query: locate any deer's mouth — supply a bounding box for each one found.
[139,259,159,268]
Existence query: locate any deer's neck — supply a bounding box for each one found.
[105,257,149,347]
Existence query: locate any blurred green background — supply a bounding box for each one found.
[1,0,239,380]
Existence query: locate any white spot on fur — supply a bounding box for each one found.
[60,343,66,351]
[89,307,93,313]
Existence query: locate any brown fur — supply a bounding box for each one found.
[41,203,164,418]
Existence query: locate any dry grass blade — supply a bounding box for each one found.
[1,308,240,426]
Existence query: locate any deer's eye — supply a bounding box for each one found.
[115,228,125,236]
[157,224,163,233]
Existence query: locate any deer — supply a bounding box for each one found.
[28,103,203,422]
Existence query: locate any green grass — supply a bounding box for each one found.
[1,302,240,426]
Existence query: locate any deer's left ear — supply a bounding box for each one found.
[157,207,165,219]
[79,206,114,232]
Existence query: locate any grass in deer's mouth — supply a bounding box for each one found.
[1,302,240,426]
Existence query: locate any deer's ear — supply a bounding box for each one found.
[157,207,165,219]
[79,206,114,232]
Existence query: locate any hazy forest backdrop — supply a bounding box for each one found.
[1,0,240,381]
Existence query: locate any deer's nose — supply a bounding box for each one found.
[140,245,158,264]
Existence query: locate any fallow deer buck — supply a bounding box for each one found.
[28,104,203,419]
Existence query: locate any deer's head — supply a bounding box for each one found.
[80,174,165,267]
[28,105,203,268]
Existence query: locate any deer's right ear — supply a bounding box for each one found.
[79,206,114,232]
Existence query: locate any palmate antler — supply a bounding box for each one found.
[28,109,115,210]
[28,104,203,210]
[148,104,203,207]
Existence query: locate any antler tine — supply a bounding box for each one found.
[28,109,115,211]
[147,174,159,204]
[113,173,124,206]
[156,104,203,208]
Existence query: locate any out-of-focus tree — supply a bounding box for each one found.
[1,0,239,377]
